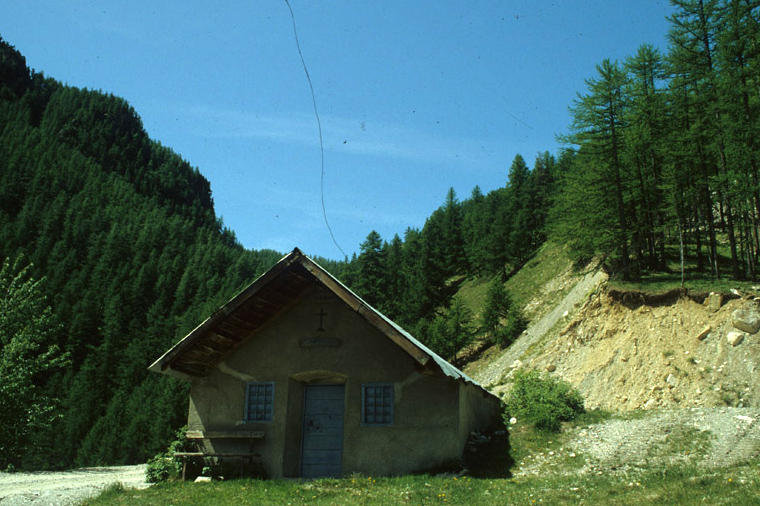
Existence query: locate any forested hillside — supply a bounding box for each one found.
[0,36,291,469]
[339,152,560,360]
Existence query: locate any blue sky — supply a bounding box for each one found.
[3,1,675,260]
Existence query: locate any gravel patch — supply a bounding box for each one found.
[0,464,150,506]
[515,408,760,477]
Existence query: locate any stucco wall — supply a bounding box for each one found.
[458,381,504,445]
[186,287,495,477]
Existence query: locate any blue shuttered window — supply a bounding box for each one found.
[245,381,275,422]
[361,383,393,426]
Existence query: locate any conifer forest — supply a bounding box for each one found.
[1,0,759,469]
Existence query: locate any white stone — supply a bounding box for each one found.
[727,331,745,346]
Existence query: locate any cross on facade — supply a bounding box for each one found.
[316,308,327,332]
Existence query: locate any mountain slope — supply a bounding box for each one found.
[0,36,284,469]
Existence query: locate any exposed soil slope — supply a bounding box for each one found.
[529,290,760,412]
[467,253,760,413]
[471,268,607,389]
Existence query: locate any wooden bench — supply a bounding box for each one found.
[176,430,265,480]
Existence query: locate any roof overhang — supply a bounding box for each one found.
[148,248,436,379]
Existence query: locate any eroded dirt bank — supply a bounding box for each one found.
[530,291,760,412]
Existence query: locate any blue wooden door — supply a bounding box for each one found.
[301,384,345,478]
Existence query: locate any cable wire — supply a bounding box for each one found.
[283,0,347,258]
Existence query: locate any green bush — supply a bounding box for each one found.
[504,370,584,432]
[145,426,188,483]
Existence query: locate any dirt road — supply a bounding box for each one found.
[0,464,149,506]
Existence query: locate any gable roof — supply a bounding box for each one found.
[148,248,488,392]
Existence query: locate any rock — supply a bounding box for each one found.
[509,417,517,425]
[194,476,212,483]
[546,364,556,372]
[666,374,677,388]
[695,325,711,341]
[727,331,745,346]
[732,307,760,334]
[706,292,723,312]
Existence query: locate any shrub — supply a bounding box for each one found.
[504,370,584,432]
[145,426,188,483]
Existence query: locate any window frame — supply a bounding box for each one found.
[244,381,275,423]
[361,383,394,426]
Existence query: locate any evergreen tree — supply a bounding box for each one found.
[669,0,741,278]
[382,234,406,321]
[439,187,468,275]
[505,154,533,266]
[461,185,490,273]
[355,231,386,309]
[421,296,475,362]
[481,278,526,347]
[624,44,670,270]
[558,59,632,276]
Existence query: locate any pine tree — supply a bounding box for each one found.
[505,154,533,266]
[423,297,475,362]
[461,185,490,273]
[481,278,526,347]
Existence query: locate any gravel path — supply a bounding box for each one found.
[516,407,760,477]
[0,464,150,506]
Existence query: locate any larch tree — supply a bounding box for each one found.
[559,59,632,276]
[623,44,670,270]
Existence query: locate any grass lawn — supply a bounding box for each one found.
[82,463,760,506]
